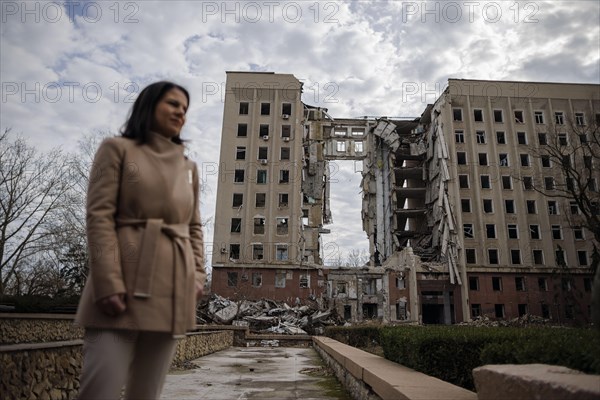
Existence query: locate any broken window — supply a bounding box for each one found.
[474,109,484,122]
[337,141,346,152]
[252,272,262,287]
[229,244,240,260]
[575,112,585,126]
[505,199,515,214]
[232,193,243,207]
[517,132,527,145]
[526,200,536,214]
[494,110,503,123]
[261,103,270,115]
[354,141,364,153]
[469,276,479,290]
[573,226,584,240]
[237,123,248,137]
[520,154,530,167]
[486,224,496,239]
[258,147,268,161]
[570,201,580,215]
[578,250,588,266]
[231,218,242,233]
[514,110,524,123]
[281,125,291,138]
[275,271,286,288]
[239,102,249,115]
[471,304,482,318]
[279,169,290,184]
[257,170,267,184]
[476,131,486,144]
[281,103,292,116]
[459,175,469,188]
[530,225,540,239]
[533,250,544,265]
[396,302,407,320]
[236,146,246,160]
[363,279,377,295]
[478,153,487,166]
[461,199,471,213]
[511,249,521,264]
[480,175,491,189]
[253,244,264,260]
[548,201,558,215]
[499,153,509,166]
[541,155,551,168]
[538,277,548,291]
[554,111,564,125]
[234,169,245,183]
[552,225,562,240]
[253,217,265,235]
[453,108,463,121]
[502,176,512,189]
[496,131,506,144]
[584,278,593,292]
[584,156,593,169]
[278,193,289,208]
[458,152,467,165]
[523,177,533,190]
[518,304,528,317]
[544,177,555,190]
[538,132,547,145]
[558,133,568,146]
[483,199,493,213]
[255,193,266,208]
[541,304,551,319]
[334,127,347,136]
[276,218,288,235]
[227,272,238,287]
[259,124,269,137]
[280,147,290,160]
[344,305,352,320]
[299,273,310,288]
[488,249,499,264]
[534,111,544,124]
[508,224,518,239]
[337,282,347,294]
[463,224,474,239]
[492,277,502,291]
[396,276,405,289]
[352,128,365,136]
[455,130,465,143]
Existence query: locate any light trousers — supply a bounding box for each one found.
[77,329,178,400]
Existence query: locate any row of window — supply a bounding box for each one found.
[455,130,591,146]
[238,102,293,117]
[468,276,593,292]
[470,303,586,320]
[227,270,310,289]
[233,192,289,208]
[233,169,291,184]
[336,140,364,153]
[453,108,597,126]
[236,146,291,161]
[461,198,591,218]
[463,223,578,241]
[236,123,292,139]
[463,247,590,266]
[457,173,599,193]
[230,217,289,235]
[457,151,594,170]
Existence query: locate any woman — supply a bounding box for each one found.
[76,81,206,399]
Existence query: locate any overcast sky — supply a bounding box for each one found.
[1,0,599,267]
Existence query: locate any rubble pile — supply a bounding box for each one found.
[458,314,554,327]
[197,294,344,334]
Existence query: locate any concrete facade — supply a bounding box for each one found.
[212,72,598,325]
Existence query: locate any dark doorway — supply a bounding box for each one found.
[422,304,444,324]
[344,305,352,320]
[362,304,378,319]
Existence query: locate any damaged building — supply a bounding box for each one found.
[211,72,599,325]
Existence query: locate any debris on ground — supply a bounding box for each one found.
[457,314,554,327]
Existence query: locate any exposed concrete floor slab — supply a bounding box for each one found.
[161,346,352,400]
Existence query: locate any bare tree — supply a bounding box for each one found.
[0,129,72,296]
[345,248,369,268]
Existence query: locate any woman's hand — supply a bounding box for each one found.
[97,293,127,316]
[195,281,204,301]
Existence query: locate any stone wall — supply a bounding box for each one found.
[172,330,233,367]
[0,314,82,344]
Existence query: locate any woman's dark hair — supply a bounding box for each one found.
[120,81,190,144]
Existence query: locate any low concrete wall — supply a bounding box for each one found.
[0,314,82,344]
[313,336,477,400]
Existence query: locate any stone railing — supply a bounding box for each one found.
[0,314,82,344]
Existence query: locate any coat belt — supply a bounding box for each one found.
[116,218,190,298]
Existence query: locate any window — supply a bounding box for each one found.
[281,103,292,115]
[281,125,291,138]
[548,201,558,215]
[275,270,286,288]
[239,102,249,115]
[578,251,588,266]
[486,224,496,239]
[278,193,289,208]
[476,130,486,144]
[517,132,527,145]
[499,153,509,167]
[526,200,536,214]
[541,304,551,319]
[514,110,524,123]
[538,132,547,145]
[584,278,593,292]
[279,169,290,183]
[252,244,264,260]
[523,177,533,190]
[257,170,267,184]
[355,141,364,153]
[259,124,269,137]
[515,277,526,291]
[483,199,493,213]
[255,193,266,208]
[518,304,528,317]
[573,226,584,240]
[580,134,588,144]
[496,131,506,144]
[231,218,241,233]
[260,103,270,115]
[570,201,580,215]
[481,175,491,188]
[280,147,290,160]
[276,244,288,261]
[511,249,521,264]
[458,152,467,165]
[544,177,555,190]
[466,249,476,264]
[534,111,544,124]
[508,224,518,239]
[575,112,585,126]
[520,154,530,167]
[488,249,499,264]
[494,110,503,123]
[533,250,544,265]
[558,133,568,146]
[258,147,268,161]
[495,304,505,318]
[471,304,482,318]
[469,276,479,290]
[237,123,248,137]
[453,108,463,121]
[554,111,564,125]
[352,128,365,136]
[337,141,346,152]
[396,277,405,289]
[464,224,474,238]
[541,155,551,168]
[455,130,465,143]
[492,277,502,291]
[478,153,487,166]
[276,217,288,235]
[551,225,562,239]
[567,177,575,192]
[505,199,515,214]
[538,277,548,291]
[236,146,246,160]
[227,272,238,287]
[254,217,265,234]
[299,273,310,288]
[529,225,540,239]
[502,176,512,189]
[562,278,572,291]
[232,193,243,207]
[461,199,471,213]
[252,272,262,287]
[459,175,469,188]
[229,244,240,260]
[474,109,483,122]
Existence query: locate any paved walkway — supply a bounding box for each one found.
[161,346,352,400]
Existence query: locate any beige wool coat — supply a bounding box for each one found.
[75,133,206,337]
